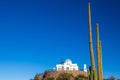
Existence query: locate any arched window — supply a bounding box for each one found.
[62,66,64,70]
[66,67,69,70]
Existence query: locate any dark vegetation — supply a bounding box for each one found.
[56,73,74,80]
[31,72,88,80]
[31,73,120,80]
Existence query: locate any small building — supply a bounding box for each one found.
[54,59,87,72]
[53,59,78,71]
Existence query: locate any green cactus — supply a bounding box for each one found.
[88,3,97,80]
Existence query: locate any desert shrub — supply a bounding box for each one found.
[75,74,88,80]
[43,77,54,80]
[108,76,115,80]
[34,74,41,80]
[33,73,43,80]
[56,73,74,80]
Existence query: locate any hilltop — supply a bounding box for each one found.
[33,70,88,80]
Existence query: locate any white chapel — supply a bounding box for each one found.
[54,59,78,71]
[53,59,87,72]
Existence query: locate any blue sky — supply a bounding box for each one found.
[0,0,120,80]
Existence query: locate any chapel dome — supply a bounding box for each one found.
[65,59,72,63]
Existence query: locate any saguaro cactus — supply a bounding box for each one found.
[99,41,103,80]
[88,3,97,80]
[96,24,103,80]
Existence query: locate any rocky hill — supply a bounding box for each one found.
[33,70,88,80]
